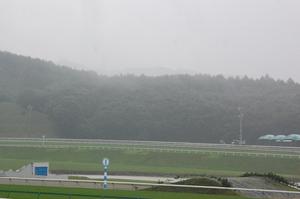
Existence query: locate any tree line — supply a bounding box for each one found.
[1,51,300,144]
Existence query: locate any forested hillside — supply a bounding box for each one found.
[1,51,300,144]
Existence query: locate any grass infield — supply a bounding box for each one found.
[0,145,299,178]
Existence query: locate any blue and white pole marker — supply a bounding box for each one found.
[102,158,110,189]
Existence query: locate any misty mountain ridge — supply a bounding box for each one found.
[56,59,197,76]
[1,51,300,144]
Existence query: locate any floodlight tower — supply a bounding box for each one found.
[238,107,244,145]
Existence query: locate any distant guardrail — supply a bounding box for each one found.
[0,143,299,159]
[0,137,300,149]
[0,177,300,195]
[0,137,299,154]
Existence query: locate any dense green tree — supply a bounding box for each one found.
[1,51,300,144]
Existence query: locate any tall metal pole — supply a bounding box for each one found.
[238,107,244,145]
[42,135,46,146]
[27,105,33,137]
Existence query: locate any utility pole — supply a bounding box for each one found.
[238,107,244,145]
[42,135,46,146]
[27,105,33,137]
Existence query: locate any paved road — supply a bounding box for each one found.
[71,174,185,183]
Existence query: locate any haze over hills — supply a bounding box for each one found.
[2,0,300,82]
[1,51,300,144]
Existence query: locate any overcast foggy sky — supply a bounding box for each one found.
[0,0,300,81]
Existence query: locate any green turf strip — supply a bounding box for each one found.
[0,184,255,199]
[0,146,299,178]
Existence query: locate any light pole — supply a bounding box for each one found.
[42,135,46,146]
[27,105,33,137]
[238,107,244,145]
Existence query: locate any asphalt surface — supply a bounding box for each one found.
[70,174,185,183]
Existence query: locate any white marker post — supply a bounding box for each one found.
[102,158,109,189]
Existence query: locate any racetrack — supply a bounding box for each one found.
[1,177,300,196]
[0,137,299,157]
[0,138,299,178]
